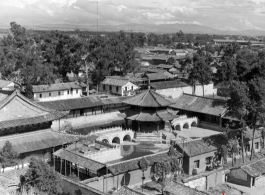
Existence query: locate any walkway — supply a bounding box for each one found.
[227,183,265,195]
[52,111,124,133]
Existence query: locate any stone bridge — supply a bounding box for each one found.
[89,126,134,144]
[171,115,198,131]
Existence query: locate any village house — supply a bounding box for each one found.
[150,80,217,99]
[174,138,218,175]
[99,77,139,96]
[0,90,79,171]
[0,79,19,91]
[33,81,87,102]
[169,94,228,131]
[229,158,265,188]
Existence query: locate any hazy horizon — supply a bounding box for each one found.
[1,0,265,34]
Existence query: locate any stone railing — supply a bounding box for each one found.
[89,126,133,135]
[94,140,117,148]
[172,116,197,123]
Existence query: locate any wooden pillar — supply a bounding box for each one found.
[77,165,80,181]
[60,159,62,174]
[219,116,222,127]
[53,147,55,171]
[65,160,67,176]
[125,119,128,129]
[138,122,140,132]
[157,122,159,133]
[70,162,72,175]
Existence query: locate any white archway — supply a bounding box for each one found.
[102,138,110,143]
[191,121,197,127]
[175,124,181,131]
[183,123,189,129]
[112,137,121,144]
[123,134,132,142]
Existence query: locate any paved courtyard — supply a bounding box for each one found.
[173,126,222,141]
[51,111,124,132]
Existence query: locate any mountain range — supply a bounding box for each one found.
[2,23,265,36]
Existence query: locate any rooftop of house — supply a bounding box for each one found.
[0,91,66,130]
[54,148,106,172]
[164,181,208,195]
[0,79,13,88]
[101,76,132,87]
[33,82,86,93]
[241,158,265,177]
[123,89,172,108]
[150,80,189,90]
[156,64,175,69]
[0,129,80,154]
[146,72,173,81]
[37,95,132,111]
[175,138,218,157]
[113,186,146,195]
[170,93,228,116]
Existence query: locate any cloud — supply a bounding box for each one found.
[0,0,265,31]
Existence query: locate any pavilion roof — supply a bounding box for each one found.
[118,108,177,122]
[123,89,172,107]
[0,91,66,130]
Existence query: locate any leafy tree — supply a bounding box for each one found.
[20,158,62,195]
[220,145,228,165]
[188,57,212,96]
[0,141,19,172]
[167,57,175,65]
[138,157,149,192]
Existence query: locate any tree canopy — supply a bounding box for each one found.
[0,141,19,171]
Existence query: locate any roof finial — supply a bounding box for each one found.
[148,85,150,90]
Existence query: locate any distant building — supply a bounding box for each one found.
[150,80,217,99]
[0,79,18,91]
[213,39,265,46]
[33,82,86,102]
[99,77,139,96]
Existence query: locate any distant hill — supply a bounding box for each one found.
[2,22,265,36]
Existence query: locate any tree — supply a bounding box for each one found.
[21,158,62,195]
[0,141,19,172]
[167,57,175,65]
[220,145,228,165]
[138,157,149,192]
[188,57,212,96]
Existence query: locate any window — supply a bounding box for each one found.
[110,86,112,91]
[103,85,106,90]
[67,90,69,95]
[131,86,133,90]
[205,157,211,165]
[255,142,259,149]
[125,87,127,91]
[76,90,78,94]
[39,94,42,98]
[58,91,61,96]
[194,160,200,168]
[49,93,51,97]
[246,144,250,152]
[116,86,119,92]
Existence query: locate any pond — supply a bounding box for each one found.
[106,143,169,164]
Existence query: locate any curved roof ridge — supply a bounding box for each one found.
[138,89,150,106]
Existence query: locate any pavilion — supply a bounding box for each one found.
[118,89,177,132]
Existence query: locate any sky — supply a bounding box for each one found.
[1,0,265,31]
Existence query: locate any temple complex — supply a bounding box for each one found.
[118,89,177,132]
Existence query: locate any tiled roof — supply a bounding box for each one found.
[0,130,80,154]
[119,108,177,122]
[108,151,182,175]
[157,64,174,69]
[176,138,217,157]
[123,89,172,107]
[101,77,130,86]
[170,94,228,116]
[113,186,145,195]
[164,181,208,195]
[101,96,132,105]
[54,149,105,172]
[37,96,104,111]
[0,80,13,88]
[0,90,13,102]
[150,80,189,90]
[146,72,171,81]
[33,82,86,93]
[241,158,265,177]
[0,91,66,129]
[146,68,166,73]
